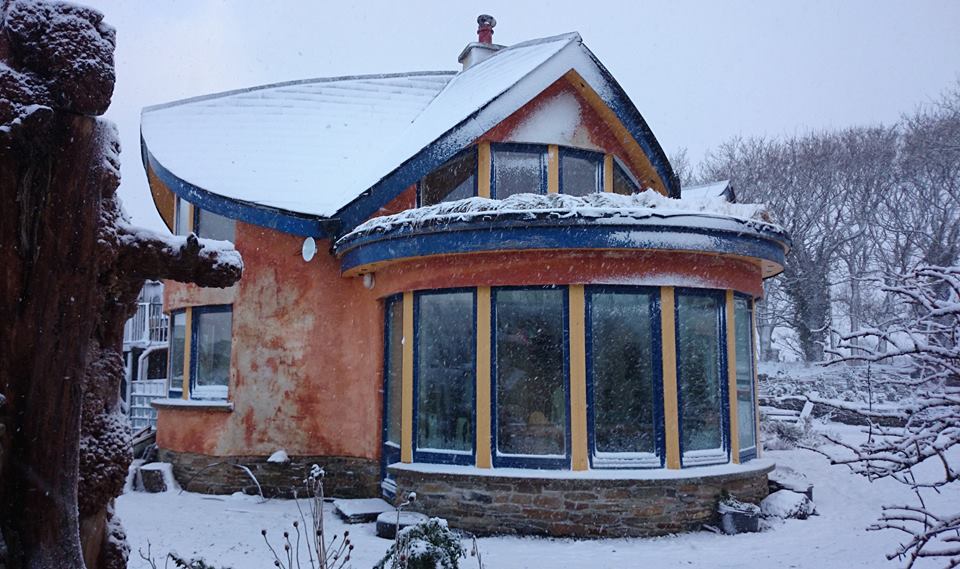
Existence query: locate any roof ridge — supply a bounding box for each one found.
[142,70,457,114]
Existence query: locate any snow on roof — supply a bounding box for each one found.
[141,34,579,219]
[141,72,454,216]
[682,180,733,201]
[341,190,780,241]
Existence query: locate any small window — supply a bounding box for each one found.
[168,311,186,396]
[195,208,236,242]
[675,291,726,465]
[384,297,403,446]
[192,307,233,399]
[494,287,567,467]
[420,150,477,206]
[415,291,476,462]
[735,296,757,457]
[145,348,168,381]
[492,146,545,199]
[560,151,601,196]
[175,198,191,235]
[612,163,640,196]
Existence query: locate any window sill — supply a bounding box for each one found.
[151,398,234,412]
[388,458,774,481]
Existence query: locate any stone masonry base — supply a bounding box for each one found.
[389,462,773,538]
[157,448,380,498]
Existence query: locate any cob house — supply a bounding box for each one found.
[141,16,790,537]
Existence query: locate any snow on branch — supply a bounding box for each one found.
[825,265,960,568]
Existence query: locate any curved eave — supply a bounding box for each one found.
[335,216,789,278]
[140,136,337,238]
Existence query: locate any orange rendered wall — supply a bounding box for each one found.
[368,250,765,300]
[159,221,383,459]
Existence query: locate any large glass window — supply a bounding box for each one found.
[192,307,232,399]
[494,288,567,466]
[384,297,403,446]
[420,150,477,206]
[588,289,661,467]
[492,146,545,198]
[415,291,475,461]
[675,291,725,465]
[560,150,601,196]
[612,162,640,196]
[168,311,186,396]
[735,296,757,456]
[195,208,236,242]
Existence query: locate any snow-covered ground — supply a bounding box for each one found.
[118,423,956,569]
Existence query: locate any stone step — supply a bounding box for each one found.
[375,511,429,539]
[333,497,395,524]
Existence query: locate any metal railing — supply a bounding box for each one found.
[123,302,169,346]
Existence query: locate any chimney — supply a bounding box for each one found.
[458,14,503,71]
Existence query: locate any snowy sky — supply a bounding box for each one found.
[83,0,960,232]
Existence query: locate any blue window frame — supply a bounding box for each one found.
[734,293,758,462]
[490,143,547,199]
[167,309,186,398]
[189,305,233,400]
[559,148,602,196]
[412,289,477,465]
[381,295,403,496]
[674,288,729,466]
[491,285,570,469]
[417,147,478,207]
[585,286,665,468]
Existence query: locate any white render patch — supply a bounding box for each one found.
[266,449,289,464]
[345,190,779,238]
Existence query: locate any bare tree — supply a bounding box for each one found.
[825,265,960,568]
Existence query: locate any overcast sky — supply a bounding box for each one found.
[83,0,960,232]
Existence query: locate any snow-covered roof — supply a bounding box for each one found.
[141,32,678,237]
[682,180,734,202]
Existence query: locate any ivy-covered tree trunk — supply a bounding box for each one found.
[0,2,242,568]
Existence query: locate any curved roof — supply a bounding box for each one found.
[141,33,680,237]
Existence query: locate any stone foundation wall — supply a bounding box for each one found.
[157,448,379,498]
[390,464,772,538]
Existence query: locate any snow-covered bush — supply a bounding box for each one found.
[826,265,960,568]
[761,491,816,520]
[760,412,820,451]
[374,518,465,569]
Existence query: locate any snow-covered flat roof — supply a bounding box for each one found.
[682,180,733,201]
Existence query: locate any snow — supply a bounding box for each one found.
[388,459,774,480]
[683,180,733,201]
[150,398,234,410]
[266,449,289,464]
[761,490,816,520]
[117,422,960,569]
[140,32,652,221]
[342,190,779,238]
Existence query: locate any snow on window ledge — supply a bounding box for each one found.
[151,398,234,412]
[387,458,774,481]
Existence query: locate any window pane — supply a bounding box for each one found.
[175,198,191,235]
[421,151,477,206]
[146,348,168,380]
[385,298,403,445]
[168,312,186,392]
[416,292,475,453]
[194,310,232,397]
[561,153,600,196]
[735,298,757,451]
[495,288,566,456]
[196,209,235,242]
[493,149,543,199]
[612,164,639,196]
[676,293,723,453]
[590,291,657,454]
